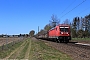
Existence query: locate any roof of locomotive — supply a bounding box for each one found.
[57,24,70,27]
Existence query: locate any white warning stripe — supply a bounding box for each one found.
[75,43,90,46]
[65,27,69,28]
[60,27,69,28]
[60,27,64,28]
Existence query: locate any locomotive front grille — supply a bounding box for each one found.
[59,36,71,40]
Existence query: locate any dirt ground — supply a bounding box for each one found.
[4,38,30,59]
[37,38,90,60]
[71,39,90,44]
[0,37,24,46]
[2,37,90,60]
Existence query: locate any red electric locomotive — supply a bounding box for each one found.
[48,24,71,43]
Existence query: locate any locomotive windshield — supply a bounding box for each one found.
[60,27,69,32]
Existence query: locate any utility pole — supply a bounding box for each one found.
[38,26,39,37]
[6,34,8,49]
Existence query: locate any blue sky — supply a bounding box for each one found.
[0,0,90,35]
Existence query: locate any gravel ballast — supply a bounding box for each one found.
[41,40,90,60]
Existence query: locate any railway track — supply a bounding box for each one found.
[75,43,90,46]
[66,42,90,50]
[40,38,90,49]
[39,39,90,60]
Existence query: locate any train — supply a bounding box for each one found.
[37,24,71,43]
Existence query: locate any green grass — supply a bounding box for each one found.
[30,40,72,60]
[0,38,72,60]
[9,39,29,59]
[16,39,29,59]
[0,41,24,58]
[72,38,90,41]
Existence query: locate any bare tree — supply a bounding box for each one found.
[49,14,60,27]
[77,17,80,31]
[72,17,77,30]
[63,19,70,24]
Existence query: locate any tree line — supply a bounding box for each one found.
[71,14,90,38]
[29,14,90,38]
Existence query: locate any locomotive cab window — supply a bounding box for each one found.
[60,27,69,32]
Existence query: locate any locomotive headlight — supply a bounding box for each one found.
[61,32,63,34]
[66,32,68,34]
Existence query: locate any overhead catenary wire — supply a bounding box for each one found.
[60,0,87,18]
[78,7,90,15]
[60,0,76,15]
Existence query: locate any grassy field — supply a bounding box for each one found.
[0,40,24,58]
[72,38,90,41]
[30,39,72,60]
[9,38,29,59]
[0,38,72,60]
